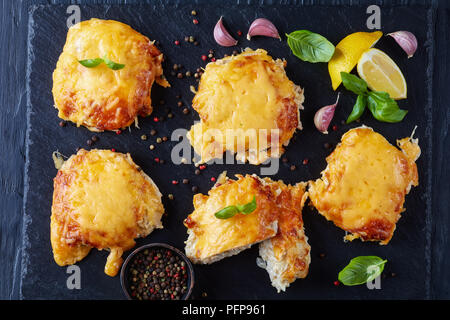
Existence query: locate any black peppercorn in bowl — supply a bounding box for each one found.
[120,243,195,300]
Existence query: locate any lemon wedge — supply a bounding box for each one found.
[328,31,382,90]
[357,48,407,100]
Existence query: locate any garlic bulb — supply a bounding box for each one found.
[214,16,238,47]
[247,18,280,40]
[314,94,340,134]
[388,31,418,58]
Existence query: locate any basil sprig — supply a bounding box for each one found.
[341,72,408,123]
[214,196,257,219]
[78,56,125,70]
[338,256,387,286]
[286,30,335,63]
[78,58,104,68]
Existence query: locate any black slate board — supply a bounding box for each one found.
[21,1,434,299]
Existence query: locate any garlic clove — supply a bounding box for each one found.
[314,93,340,134]
[247,18,280,40]
[214,16,238,47]
[387,31,418,58]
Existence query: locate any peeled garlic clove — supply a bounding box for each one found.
[247,18,280,40]
[388,31,418,58]
[314,93,340,134]
[214,16,238,47]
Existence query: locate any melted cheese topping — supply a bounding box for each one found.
[51,149,164,276]
[258,182,310,292]
[184,175,279,262]
[52,19,169,131]
[187,49,304,164]
[308,127,420,244]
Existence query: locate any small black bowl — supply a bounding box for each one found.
[120,243,195,300]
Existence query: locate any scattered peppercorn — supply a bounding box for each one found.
[191,186,199,192]
[150,129,157,136]
[194,41,199,46]
[59,121,66,127]
[160,100,165,105]
[162,136,168,142]
[282,157,288,163]
[168,194,174,200]
[126,247,189,300]
[182,108,190,115]
[177,101,183,107]
[201,292,208,298]
[177,72,183,79]
[186,71,192,77]
[160,159,165,164]
[290,165,296,171]
[87,139,93,146]
[194,169,200,175]
[319,253,326,259]
[184,36,189,42]
[91,135,99,142]
[182,179,189,184]
[168,113,173,119]
[324,142,332,150]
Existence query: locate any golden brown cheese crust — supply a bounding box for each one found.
[187,49,304,165]
[52,19,169,131]
[258,181,310,292]
[51,149,164,276]
[308,127,420,245]
[184,175,280,263]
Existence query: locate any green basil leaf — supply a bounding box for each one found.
[103,56,125,70]
[367,91,408,123]
[346,94,367,124]
[338,256,387,286]
[340,72,368,95]
[286,30,335,63]
[78,58,104,68]
[236,196,257,215]
[214,206,239,219]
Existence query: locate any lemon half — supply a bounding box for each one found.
[328,31,383,90]
[357,48,407,100]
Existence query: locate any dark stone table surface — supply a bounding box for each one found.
[1,0,448,299]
